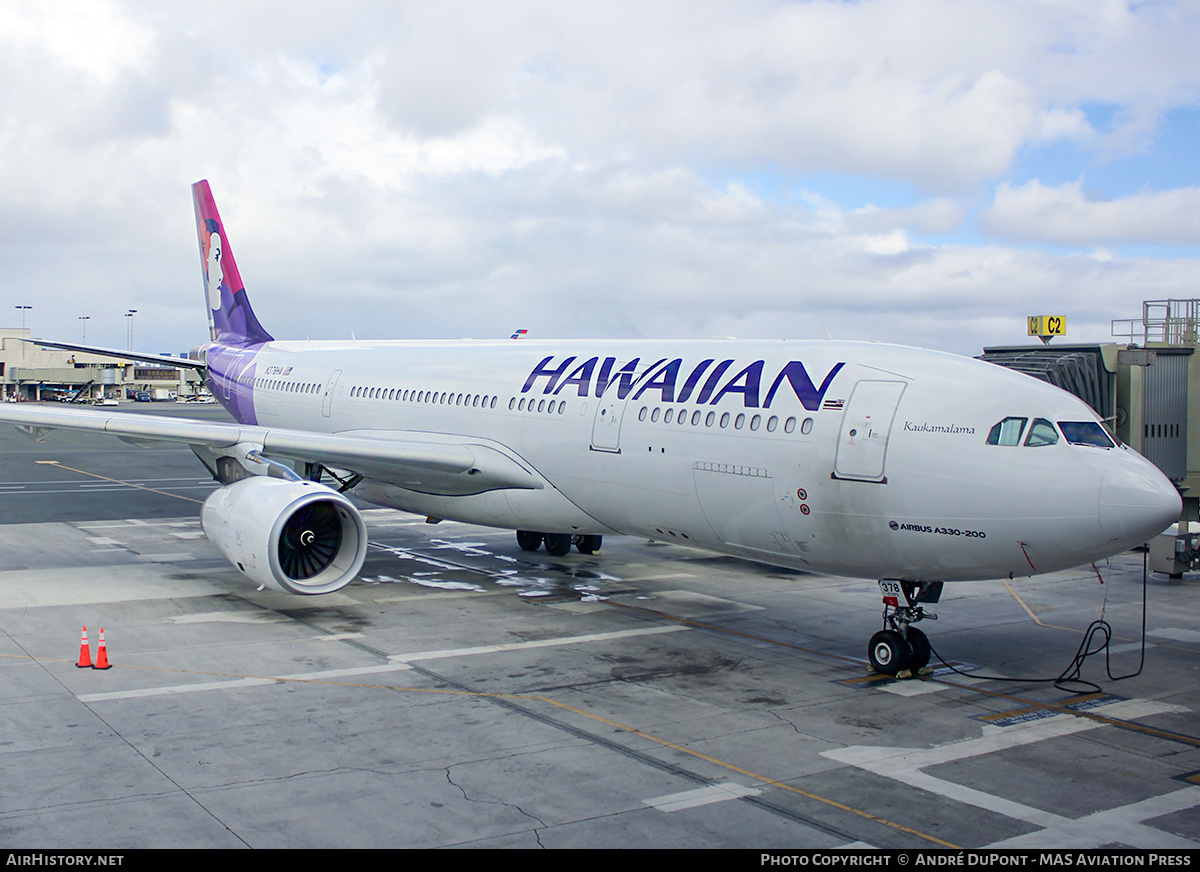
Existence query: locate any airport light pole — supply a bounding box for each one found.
[15,306,32,361]
[79,316,90,341]
[125,310,137,351]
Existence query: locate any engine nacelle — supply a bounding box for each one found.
[201,477,368,595]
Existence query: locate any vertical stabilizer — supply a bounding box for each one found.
[192,180,273,346]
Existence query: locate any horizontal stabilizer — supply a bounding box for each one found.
[23,338,205,371]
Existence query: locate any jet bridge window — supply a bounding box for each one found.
[986,417,1028,446]
[1058,421,1115,448]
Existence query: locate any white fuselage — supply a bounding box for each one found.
[209,337,1181,583]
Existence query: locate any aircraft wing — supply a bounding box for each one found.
[0,405,542,496]
[22,338,206,371]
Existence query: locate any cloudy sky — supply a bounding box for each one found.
[2,0,1198,357]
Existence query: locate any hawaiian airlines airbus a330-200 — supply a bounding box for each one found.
[0,181,1182,675]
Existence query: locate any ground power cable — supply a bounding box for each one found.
[925,547,1149,695]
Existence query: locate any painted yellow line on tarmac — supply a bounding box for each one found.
[35,460,203,503]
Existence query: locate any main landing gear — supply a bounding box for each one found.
[516,530,603,557]
[869,580,942,677]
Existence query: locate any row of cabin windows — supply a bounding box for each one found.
[350,388,565,415]
[986,416,1115,449]
[636,405,812,435]
[343,382,818,436]
[509,397,567,414]
[252,377,320,394]
[350,385,500,410]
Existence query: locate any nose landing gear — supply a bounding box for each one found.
[869,580,941,677]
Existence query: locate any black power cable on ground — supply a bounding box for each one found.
[925,546,1149,695]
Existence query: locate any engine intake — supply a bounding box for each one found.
[201,477,368,595]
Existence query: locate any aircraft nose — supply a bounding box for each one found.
[1098,453,1182,548]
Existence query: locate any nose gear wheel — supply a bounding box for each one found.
[869,580,940,676]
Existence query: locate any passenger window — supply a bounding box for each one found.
[986,417,1028,446]
[1058,421,1115,448]
[1024,418,1059,447]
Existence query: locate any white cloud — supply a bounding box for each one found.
[848,199,968,237]
[983,179,1200,245]
[0,1,1198,359]
[0,0,155,83]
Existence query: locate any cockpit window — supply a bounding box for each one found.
[986,417,1028,446]
[1024,418,1059,447]
[1058,421,1115,448]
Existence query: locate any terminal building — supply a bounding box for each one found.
[0,328,202,403]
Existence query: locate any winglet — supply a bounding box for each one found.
[192,180,273,346]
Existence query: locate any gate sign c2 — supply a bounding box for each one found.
[1027,315,1066,338]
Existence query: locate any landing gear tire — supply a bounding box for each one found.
[543,533,572,557]
[868,630,912,676]
[906,627,931,671]
[516,530,543,552]
[575,535,602,555]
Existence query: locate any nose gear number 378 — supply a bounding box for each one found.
[878,580,911,608]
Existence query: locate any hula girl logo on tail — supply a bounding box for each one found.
[192,180,272,347]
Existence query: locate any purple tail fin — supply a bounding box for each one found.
[192,180,273,346]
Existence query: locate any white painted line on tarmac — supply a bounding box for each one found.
[80,676,277,702]
[823,699,1194,844]
[985,785,1200,849]
[77,662,417,703]
[645,782,762,812]
[389,625,687,663]
[879,680,950,696]
[75,627,686,703]
[168,610,291,625]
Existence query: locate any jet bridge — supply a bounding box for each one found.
[978,344,1118,427]
[980,341,1192,486]
[984,299,1200,572]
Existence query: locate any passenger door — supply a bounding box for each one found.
[833,380,906,483]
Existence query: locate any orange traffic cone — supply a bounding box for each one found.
[94,627,112,670]
[76,626,92,668]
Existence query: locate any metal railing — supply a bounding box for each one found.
[1113,299,1200,346]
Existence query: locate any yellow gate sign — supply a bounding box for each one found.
[1028,316,1066,341]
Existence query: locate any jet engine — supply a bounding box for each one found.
[201,477,368,595]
